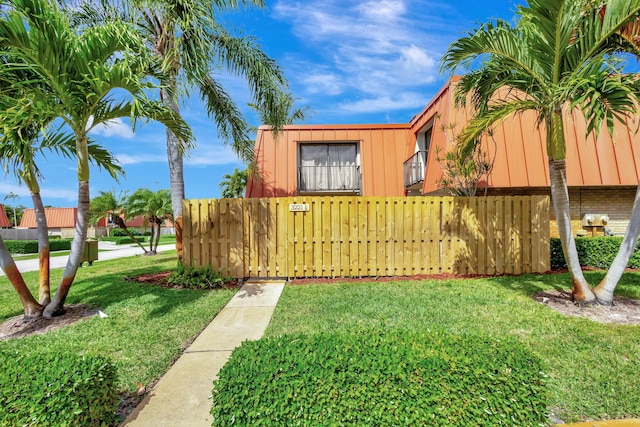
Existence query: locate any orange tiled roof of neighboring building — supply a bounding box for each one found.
[19,208,78,228]
[0,204,12,228]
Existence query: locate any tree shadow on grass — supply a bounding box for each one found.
[488,270,608,295]
[482,268,640,299]
[65,264,221,321]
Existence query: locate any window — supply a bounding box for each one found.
[298,143,361,193]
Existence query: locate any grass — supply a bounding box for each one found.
[0,252,235,393]
[264,271,640,424]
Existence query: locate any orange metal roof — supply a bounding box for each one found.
[19,208,78,228]
[0,204,12,228]
[247,78,640,198]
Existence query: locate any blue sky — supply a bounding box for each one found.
[2,0,524,208]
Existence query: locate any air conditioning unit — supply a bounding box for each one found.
[581,214,609,227]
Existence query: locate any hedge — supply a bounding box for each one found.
[211,332,548,426]
[0,350,118,426]
[550,237,640,269]
[4,239,72,254]
[109,228,151,237]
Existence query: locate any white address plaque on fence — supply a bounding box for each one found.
[289,203,310,212]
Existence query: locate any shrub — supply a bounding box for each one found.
[550,237,640,269]
[4,240,38,254]
[109,228,128,237]
[49,238,73,252]
[0,350,118,426]
[167,264,232,290]
[109,228,149,237]
[4,239,73,254]
[211,332,548,426]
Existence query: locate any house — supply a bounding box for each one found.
[19,207,79,238]
[247,77,640,236]
[95,212,175,236]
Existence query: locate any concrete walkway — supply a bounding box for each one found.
[123,281,285,427]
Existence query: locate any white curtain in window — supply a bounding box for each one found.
[300,144,357,191]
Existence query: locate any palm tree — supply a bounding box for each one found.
[441,0,640,304]
[0,83,125,313]
[125,188,172,254]
[63,0,292,260]
[219,168,248,198]
[90,190,148,253]
[0,0,193,318]
[3,192,19,227]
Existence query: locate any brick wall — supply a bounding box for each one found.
[486,187,636,237]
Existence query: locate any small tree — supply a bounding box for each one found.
[3,192,19,227]
[125,189,172,254]
[435,124,496,197]
[219,168,248,198]
[0,0,192,318]
[90,190,148,253]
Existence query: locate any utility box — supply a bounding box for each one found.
[80,239,98,266]
[581,213,610,237]
[581,213,609,227]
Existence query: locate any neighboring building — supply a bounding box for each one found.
[19,208,79,238]
[0,204,12,228]
[247,77,640,236]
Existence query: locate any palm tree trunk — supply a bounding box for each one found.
[162,86,185,260]
[31,190,51,306]
[44,180,90,318]
[149,218,155,253]
[593,184,640,303]
[114,217,148,253]
[44,135,91,318]
[154,219,162,253]
[549,158,596,302]
[0,236,42,317]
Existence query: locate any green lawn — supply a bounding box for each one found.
[265,272,640,424]
[0,252,235,394]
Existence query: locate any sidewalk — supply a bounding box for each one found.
[123,280,285,427]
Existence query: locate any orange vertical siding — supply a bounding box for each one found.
[248,77,640,199]
[247,124,411,198]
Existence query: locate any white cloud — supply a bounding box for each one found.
[0,183,30,199]
[273,0,445,115]
[337,92,428,113]
[115,143,242,167]
[300,73,344,96]
[0,182,77,203]
[185,144,243,166]
[90,118,135,139]
[115,153,167,165]
[41,187,78,202]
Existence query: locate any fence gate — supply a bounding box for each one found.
[183,196,550,279]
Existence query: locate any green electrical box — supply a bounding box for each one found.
[80,239,98,266]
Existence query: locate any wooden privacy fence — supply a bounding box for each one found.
[183,196,550,279]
